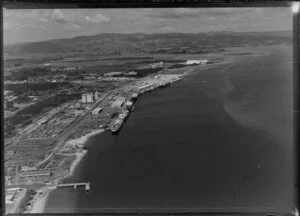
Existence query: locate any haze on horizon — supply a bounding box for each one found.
[4,7,293,45]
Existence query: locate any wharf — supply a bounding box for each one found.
[47,182,90,191]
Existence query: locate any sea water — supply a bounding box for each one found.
[45,45,294,213]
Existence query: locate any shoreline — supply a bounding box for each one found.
[27,188,52,213]
[26,129,106,214]
[21,57,234,214]
[23,57,242,214]
[56,128,106,182]
[23,187,52,214]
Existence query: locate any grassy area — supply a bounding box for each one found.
[4,93,80,138]
[4,82,70,94]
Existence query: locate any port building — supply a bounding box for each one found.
[94,91,100,100]
[82,92,100,104]
[86,94,94,103]
[141,62,164,69]
[125,101,133,109]
[82,94,87,103]
[124,71,138,76]
[18,169,53,184]
[138,84,152,91]
[103,72,124,77]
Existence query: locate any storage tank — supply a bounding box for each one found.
[82,94,87,103]
[94,91,100,100]
[86,94,94,103]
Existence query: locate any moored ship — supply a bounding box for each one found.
[111,123,122,134]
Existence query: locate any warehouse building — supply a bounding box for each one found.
[185,60,208,65]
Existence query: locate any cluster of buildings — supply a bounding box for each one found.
[80,91,101,109]
[18,169,54,184]
[140,61,164,69]
[5,165,54,186]
[43,63,77,72]
[102,71,138,78]
[138,84,153,91]
[81,91,100,104]
[4,80,29,84]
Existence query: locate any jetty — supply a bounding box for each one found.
[47,182,90,191]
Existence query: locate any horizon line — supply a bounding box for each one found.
[4,29,293,46]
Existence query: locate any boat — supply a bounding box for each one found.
[111,123,122,134]
[159,82,170,88]
[119,110,129,121]
[131,93,138,101]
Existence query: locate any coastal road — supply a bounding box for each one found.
[36,91,113,167]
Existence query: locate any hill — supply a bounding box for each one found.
[4,31,292,59]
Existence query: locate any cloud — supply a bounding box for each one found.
[149,8,200,19]
[84,13,110,23]
[51,9,68,24]
[71,24,81,29]
[148,8,255,20]
[158,26,176,33]
[39,26,48,31]
[39,17,49,23]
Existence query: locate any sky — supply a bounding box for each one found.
[3,7,293,45]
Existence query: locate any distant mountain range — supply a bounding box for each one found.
[4,31,292,58]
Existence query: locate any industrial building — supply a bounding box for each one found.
[82,94,87,103]
[86,94,93,103]
[82,92,100,104]
[103,72,124,77]
[124,71,138,76]
[141,62,164,69]
[94,91,100,100]
[185,60,208,65]
[138,84,152,91]
[17,169,53,184]
[125,101,133,109]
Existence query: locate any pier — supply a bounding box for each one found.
[48,182,90,191]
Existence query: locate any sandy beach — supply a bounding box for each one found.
[25,187,52,213]
[64,129,106,177]
[25,129,106,213]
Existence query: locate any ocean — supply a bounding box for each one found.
[44,45,294,213]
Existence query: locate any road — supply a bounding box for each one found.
[35,91,113,167]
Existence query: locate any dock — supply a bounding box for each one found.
[47,182,90,191]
